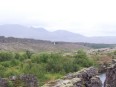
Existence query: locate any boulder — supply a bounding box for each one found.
[104,64,116,87]
[10,74,38,87]
[0,78,8,87]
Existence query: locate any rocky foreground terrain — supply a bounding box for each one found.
[43,59,116,87]
[42,67,102,87]
[104,59,116,87]
[0,67,102,87]
[0,60,116,87]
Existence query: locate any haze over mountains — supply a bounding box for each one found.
[0,24,116,44]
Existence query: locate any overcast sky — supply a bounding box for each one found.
[0,0,116,36]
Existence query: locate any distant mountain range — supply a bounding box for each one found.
[0,24,116,44]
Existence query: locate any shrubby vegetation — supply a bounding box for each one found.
[0,50,95,86]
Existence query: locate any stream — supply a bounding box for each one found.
[99,73,106,87]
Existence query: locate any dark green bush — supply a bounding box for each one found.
[0,52,14,62]
[73,50,93,67]
[46,53,64,73]
[25,50,33,59]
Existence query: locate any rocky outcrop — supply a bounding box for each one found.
[10,74,38,87]
[0,78,8,87]
[42,67,102,87]
[98,63,108,73]
[104,59,116,87]
[0,68,103,87]
[21,74,38,87]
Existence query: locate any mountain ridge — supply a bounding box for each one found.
[0,24,116,44]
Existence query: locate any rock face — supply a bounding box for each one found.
[42,67,102,87]
[0,78,8,87]
[98,63,108,73]
[10,74,38,87]
[104,61,116,87]
[20,74,38,87]
[8,74,38,87]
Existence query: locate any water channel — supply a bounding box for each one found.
[99,73,106,87]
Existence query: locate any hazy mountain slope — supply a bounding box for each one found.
[0,24,116,43]
[0,24,86,42]
[0,24,50,39]
[0,36,89,52]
